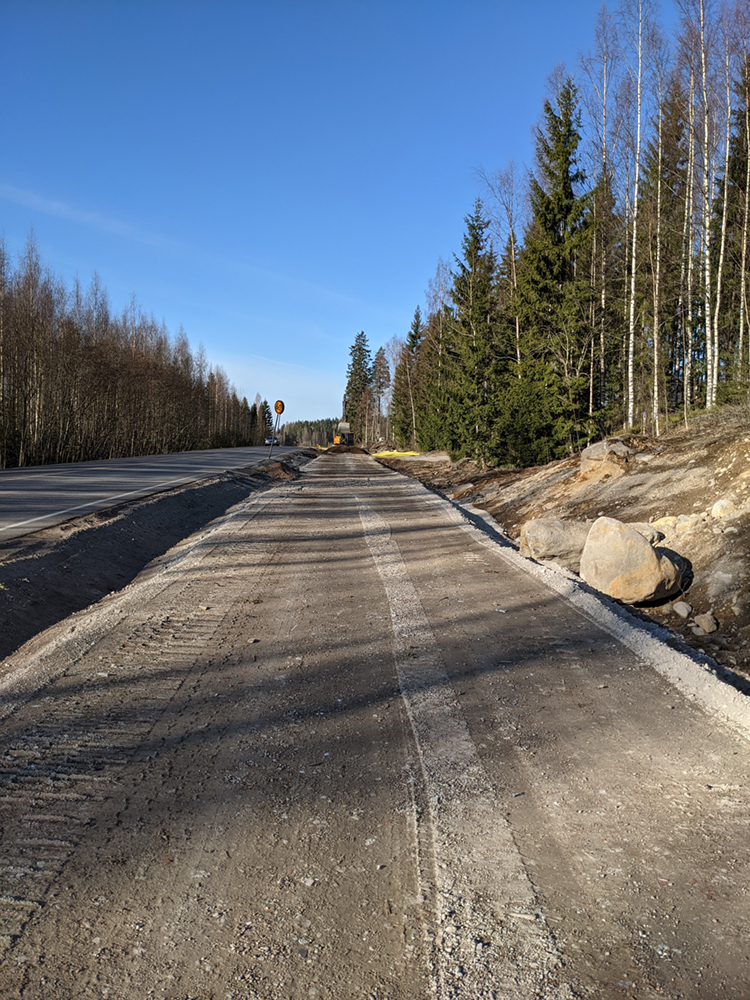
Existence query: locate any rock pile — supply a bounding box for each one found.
[519,514,685,604]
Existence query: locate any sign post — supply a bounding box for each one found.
[268,400,285,457]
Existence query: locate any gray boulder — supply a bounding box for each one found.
[579,516,684,603]
[580,437,636,474]
[519,517,592,573]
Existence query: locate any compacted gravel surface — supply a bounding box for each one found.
[0,453,748,999]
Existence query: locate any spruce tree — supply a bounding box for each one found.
[445,199,502,464]
[344,331,372,438]
[640,81,689,416]
[516,77,593,457]
[412,307,450,452]
[371,347,391,425]
[712,56,750,389]
[391,307,423,448]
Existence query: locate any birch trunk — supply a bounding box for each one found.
[712,17,734,402]
[699,0,716,407]
[739,65,750,374]
[683,62,697,423]
[653,96,664,436]
[626,1,645,429]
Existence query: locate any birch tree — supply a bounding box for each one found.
[618,0,657,428]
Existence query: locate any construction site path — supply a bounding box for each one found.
[0,453,748,1000]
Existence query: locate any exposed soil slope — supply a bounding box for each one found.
[376,407,750,678]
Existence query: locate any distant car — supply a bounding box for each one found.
[265,436,279,446]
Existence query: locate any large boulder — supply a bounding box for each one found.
[580,437,635,474]
[579,516,684,603]
[519,517,592,573]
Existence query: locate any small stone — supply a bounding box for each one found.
[691,626,706,636]
[672,601,692,619]
[693,613,719,634]
[675,514,700,533]
[711,498,736,518]
[628,522,664,545]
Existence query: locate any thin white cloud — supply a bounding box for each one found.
[0,181,173,248]
[0,180,366,308]
[242,352,331,372]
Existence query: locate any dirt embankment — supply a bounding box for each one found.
[376,407,750,679]
[325,444,370,454]
[0,454,316,664]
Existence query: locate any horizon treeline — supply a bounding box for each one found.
[282,417,338,447]
[0,237,274,468]
[386,0,750,466]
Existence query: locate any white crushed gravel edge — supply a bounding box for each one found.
[408,477,750,740]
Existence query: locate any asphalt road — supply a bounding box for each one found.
[0,445,297,540]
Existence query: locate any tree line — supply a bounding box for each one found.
[376,0,750,466]
[0,236,274,468]
[281,418,338,448]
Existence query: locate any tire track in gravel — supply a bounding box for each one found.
[0,488,290,964]
[3,452,749,999]
[359,498,572,1000]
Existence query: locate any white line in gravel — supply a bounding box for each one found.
[358,498,573,1000]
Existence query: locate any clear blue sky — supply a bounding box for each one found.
[0,0,675,423]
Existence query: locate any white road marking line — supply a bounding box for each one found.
[358,498,571,1000]
[0,476,195,533]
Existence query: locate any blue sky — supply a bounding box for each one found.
[1,0,675,423]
